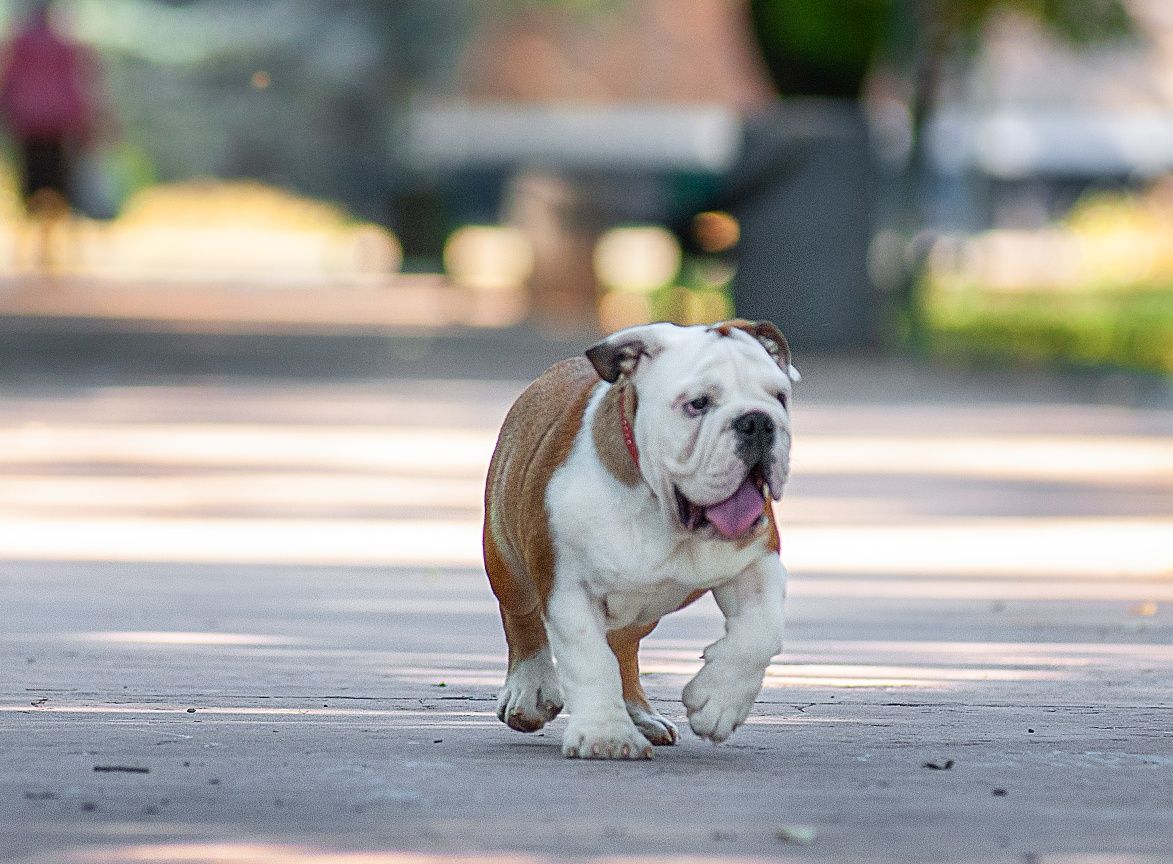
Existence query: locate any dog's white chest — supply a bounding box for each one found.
[588,537,763,629]
[546,379,774,631]
[601,584,692,630]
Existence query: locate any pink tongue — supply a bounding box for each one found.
[704,477,765,539]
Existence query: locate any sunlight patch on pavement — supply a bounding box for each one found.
[643,640,1173,681]
[782,520,1173,579]
[0,516,1168,586]
[772,640,1173,664]
[0,517,484,567]
[33,843,550,864]
[308,597,499,615]
[633,658,1070,688]
[0,705,497,721]
[794,577,1173,601]
[0,425,497,475]
[764,663,1068,683]
[796,435,1173,485]
[0,474,485,515]
[3,424,1171,486]
[31,843,1163,864]
[69,631,305,647]
[27,844,794,864]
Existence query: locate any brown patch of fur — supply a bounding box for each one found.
[606,621,658,709]
[765,501,781,554]
[483,359,599,665]
[709,318,791,370]
[608,589,707,710]
[498,606,549,674]
[591,381,641,487]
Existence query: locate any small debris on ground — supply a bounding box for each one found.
[923,759,955,770]
[93,766,149,774]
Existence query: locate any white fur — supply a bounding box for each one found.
[627,700,679,745]
[682,554,787,742]
[599,323,795,512]
[496,647,563,732]
[543,324,791,758]
[543,584,653,759]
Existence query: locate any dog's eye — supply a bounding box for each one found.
[777,392,789,411]
[684,395,711,417]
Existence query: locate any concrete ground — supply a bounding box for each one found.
[1,332,1171,864]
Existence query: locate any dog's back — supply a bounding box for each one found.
[483,357,598,623]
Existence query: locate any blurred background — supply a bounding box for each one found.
[0,0,1170,371]
[3,6,1172,858]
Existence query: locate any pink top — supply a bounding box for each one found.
[0,13,95,140]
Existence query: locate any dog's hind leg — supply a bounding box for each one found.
[485,529,563,733]
[607,621,679,745]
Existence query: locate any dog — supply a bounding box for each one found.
[483,319,799,759]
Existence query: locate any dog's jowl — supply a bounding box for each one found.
[483,320,799,759]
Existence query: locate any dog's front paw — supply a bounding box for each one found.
[682,662,760,743]
[626,701,678,745]
[496,649,563,733]
[562,714,653,759]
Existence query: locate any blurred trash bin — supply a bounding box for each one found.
[730,100,876,350]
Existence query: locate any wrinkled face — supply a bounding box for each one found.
[617,324,796,541]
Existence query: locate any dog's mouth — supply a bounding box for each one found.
[674,463,770,541]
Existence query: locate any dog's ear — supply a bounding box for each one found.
[712,319,800,383]
[585,323,675,383]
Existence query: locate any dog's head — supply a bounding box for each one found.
[586,320,799,541]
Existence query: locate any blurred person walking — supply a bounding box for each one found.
[0,0,99,266]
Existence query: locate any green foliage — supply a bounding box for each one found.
[926,287,1173,374]
[748,0,1136,97]
[920,0,1134,43]
[1023,0,1134,45]
[749,0,891,97]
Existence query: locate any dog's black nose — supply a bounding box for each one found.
[732,411,775,446]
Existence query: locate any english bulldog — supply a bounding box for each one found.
[483,319,799,759]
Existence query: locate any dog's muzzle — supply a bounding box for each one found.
[673,411,782,541]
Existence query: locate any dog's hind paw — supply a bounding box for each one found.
[496,648,563,733]
[626,701,678,745]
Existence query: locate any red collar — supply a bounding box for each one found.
[619,384,639,468]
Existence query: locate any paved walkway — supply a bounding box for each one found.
[1,346,1171,864]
